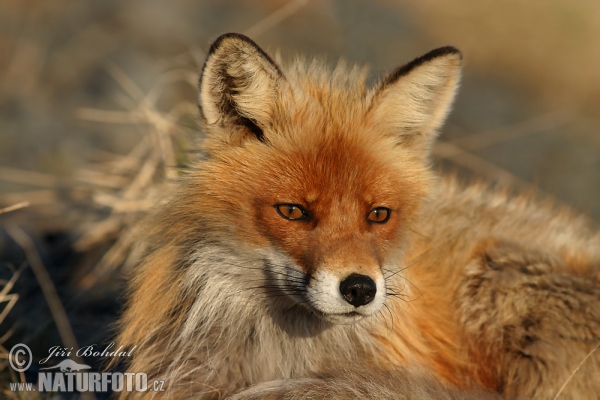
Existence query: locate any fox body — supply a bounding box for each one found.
[117,34,600,399]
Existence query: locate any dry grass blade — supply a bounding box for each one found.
[79,225,139,290]
[106,137,151,174]
[0,192,58,207]
[76,169,129,189]
[433,140,578,213]
[92,193,156,213]
[0,264,26,341]
[122,155,159,200]
[434,141,543,191]
[104,61,145,101]
[4,224,83,365]
[447,111,572,150]
[553,341,600,399]
[0,167,61,188]
[144,69,198,105]
[73,217,124,252]
[0,202,29,215]
[76,108,139,124]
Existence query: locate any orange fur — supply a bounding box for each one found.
[116,34,600,399]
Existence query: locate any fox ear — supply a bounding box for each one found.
[370,47,462,154]
[198,33,285,142]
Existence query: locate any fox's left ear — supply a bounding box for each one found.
[370,47,462,154]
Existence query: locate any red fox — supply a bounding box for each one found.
[116,33,600,399]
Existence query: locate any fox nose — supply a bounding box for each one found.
[339,274,377,307]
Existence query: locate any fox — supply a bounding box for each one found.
[116,33,600,399]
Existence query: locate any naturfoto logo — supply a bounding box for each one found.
[8,343,165,394]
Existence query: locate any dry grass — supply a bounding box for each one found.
[0,47,200,400]
[0,61,199,291]
[72,62,200,289]
[10,18,200,282]
[0,235,28,399]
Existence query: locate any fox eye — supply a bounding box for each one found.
[275,204,309,221]
[367,207,391,224]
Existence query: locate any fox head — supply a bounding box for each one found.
[190,33,461,324]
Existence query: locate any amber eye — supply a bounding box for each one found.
[275,204,309,221]
[367,207,391,224]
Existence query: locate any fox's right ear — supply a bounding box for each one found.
[198,33,286,143]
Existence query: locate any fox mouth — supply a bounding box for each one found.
[297,304,369,324]
[324,311,367,324]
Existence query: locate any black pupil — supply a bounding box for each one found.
[370,208,389,222]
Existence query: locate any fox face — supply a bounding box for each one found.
[247,131,412,323]
[195,33,461,324]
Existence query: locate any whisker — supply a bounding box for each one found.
[406,226,431,241]
[383,303,394,334]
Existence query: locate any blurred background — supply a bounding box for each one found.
[1,0,599,397]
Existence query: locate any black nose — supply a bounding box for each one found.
[339,274,377,307]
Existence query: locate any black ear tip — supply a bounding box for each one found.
[383,46,462,87]
[430,46,462,60]
[204,32,282,78]
[413,46,462,65]
[207,32,258,56]
[410,46,463,68]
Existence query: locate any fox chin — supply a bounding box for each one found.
[115,33,600,399]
